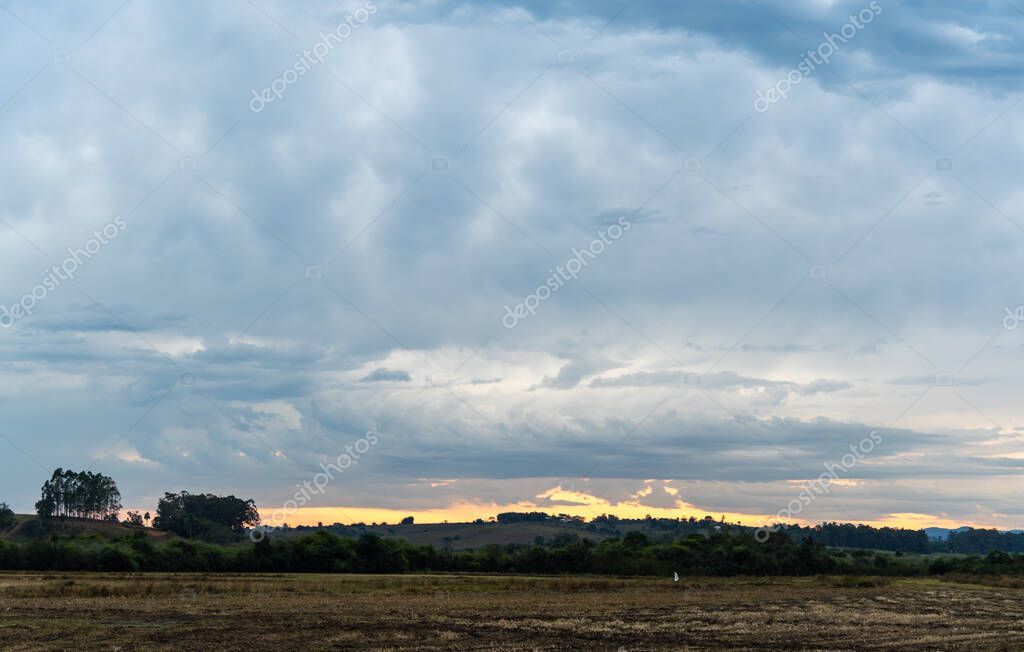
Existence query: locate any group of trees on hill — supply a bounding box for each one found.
[24,469,258,544]
[778,522,1024,555]
[496,512,584,524]
[946,528,1024,553]
[34,469,122,520]
[782,523,930,553]
[153,491,260,542]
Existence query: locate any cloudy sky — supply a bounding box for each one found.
[2,0,1024,529]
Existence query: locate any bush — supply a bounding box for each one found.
[99,546,139,572]
[0,503,15,530]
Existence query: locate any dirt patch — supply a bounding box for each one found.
[0,573,1021,650]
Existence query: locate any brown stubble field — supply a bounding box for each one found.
[2,572,1024,650]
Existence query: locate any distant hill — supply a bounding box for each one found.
[10,511,1024,556]
[923,526,973,541]
[277,518,1024,554]
[370,522,591,549]
[273,517,726,550]
[276,521,618,550]
[2,513,720,550]
[0,514,169,542]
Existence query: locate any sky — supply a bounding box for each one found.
[1,0,1024,530]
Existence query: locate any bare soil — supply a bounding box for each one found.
[1,573,1021,650]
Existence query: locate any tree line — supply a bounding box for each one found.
[5,528,1024,577]
[762,522,1024,555]
[0,529,869,574]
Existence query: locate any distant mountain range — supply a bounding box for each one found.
[923,527,972,540]
[924,526,1024,540]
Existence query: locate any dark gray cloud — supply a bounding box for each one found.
[360,368,413,382]
[534,356,618,390]
[475,0,1024,92]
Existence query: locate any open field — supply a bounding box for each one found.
[2,573,1024,650]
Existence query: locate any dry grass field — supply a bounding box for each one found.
[2,572,1023,650]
